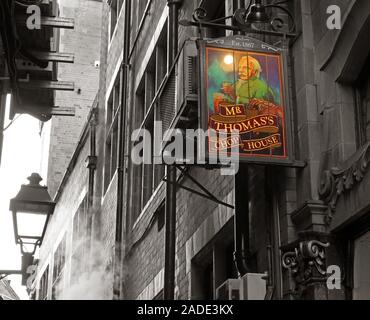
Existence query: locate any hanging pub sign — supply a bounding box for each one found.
[198,36,294,165]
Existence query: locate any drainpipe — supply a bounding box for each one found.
[232,1,250,279]
[164,0,182,301]
[87,109,97,257]
[87,110,97,210]
[234,164,250,277]
[264,166,275,299]
[113,0,131,300]
[0,93,6,166]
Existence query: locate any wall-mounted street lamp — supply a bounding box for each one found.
[0,173,55,286]
[246,0,270,24]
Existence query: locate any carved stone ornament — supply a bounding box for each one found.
[319,142,370,225]
[282,240,330,293]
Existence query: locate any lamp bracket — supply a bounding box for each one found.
[179,0,297,39]
[18,238,41,255]
[0,270,23,281]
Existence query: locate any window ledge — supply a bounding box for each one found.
[132,180,165,230]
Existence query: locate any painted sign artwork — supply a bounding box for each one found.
[205,46,287,160]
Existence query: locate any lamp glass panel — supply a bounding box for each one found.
[16,211,47,238]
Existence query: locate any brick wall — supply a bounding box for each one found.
[45,0,102,198]
[35,0,103,300]
[37,131,90,299]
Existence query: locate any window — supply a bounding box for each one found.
[355,54,370,147]
[131,24,168,220]
[104,75,121,193]
[191,238,237,300]
[71,196,89,284]
[109,0,123,39]
[137,0,149,29]
[52,234,66,299]
[38,266,49,300]
[336,211,370,299]
[193,261,214,300]
[353,231,370,299]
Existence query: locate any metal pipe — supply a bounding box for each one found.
[87,108,97,272]
[164,165,177,300]
[234,164,250,277]
[232,0,250,279]
[163,178,234,209]
[164,0,182,301]
[87,110,97,210]
[264,166,275,299]
[113,0,131,300]
[0,270,22,275]
[0,93,7,166]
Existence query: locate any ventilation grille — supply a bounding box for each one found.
[186,56,198,95]
[159,70,176,133]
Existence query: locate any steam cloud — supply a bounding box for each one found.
[56,238,113,300]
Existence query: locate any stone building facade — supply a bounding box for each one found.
[33,0,370,300]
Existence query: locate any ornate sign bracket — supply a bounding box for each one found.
[179,0,298,39]
[163,164,235,209]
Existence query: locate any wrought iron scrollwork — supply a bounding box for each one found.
[192,7,207,22]
[319,142,370,224]
[179,0,297,38]
[266,3,296,33]
[233,1,296,34]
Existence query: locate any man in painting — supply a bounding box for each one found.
[215,55,283,118]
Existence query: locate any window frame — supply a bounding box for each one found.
[104,74,122,194]
[354,53,370,148]
[51,234,67,299]
[336,210,370,300]
[108,0,124,41]
[38,266,49,300]
[131,23,168,221]
[136,0,151,32]
[71,196,89,284]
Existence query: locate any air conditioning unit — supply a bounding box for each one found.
[216,273,267,300]
[160,39,199,159]
[241,273,267,300]
[216,279,243,300]
[176,39,198,114]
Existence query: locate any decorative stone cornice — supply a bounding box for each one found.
[319,142,370,225]
[291,200,328,232]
